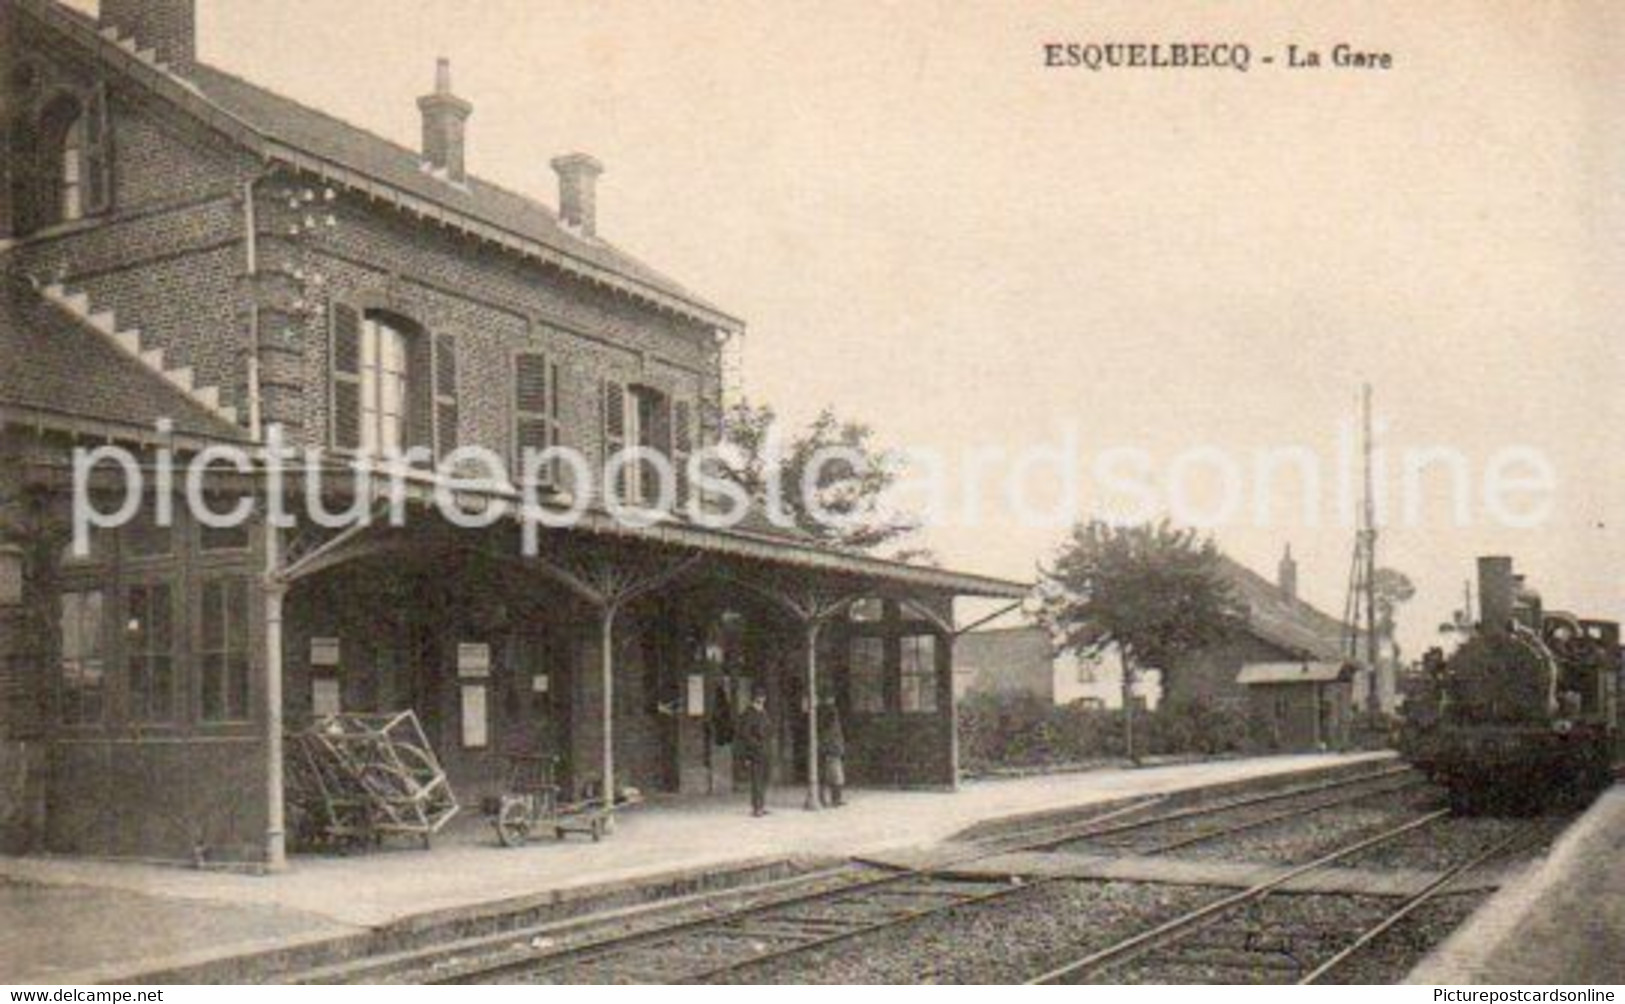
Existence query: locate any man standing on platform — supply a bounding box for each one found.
[738,690,772,816]
[818,694,846,808]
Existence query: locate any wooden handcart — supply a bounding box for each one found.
[484,754,639,846]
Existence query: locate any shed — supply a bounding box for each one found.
[1237,661,1358,752]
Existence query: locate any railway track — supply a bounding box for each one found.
[393,765,1420,984]
[1025,812,1541,985]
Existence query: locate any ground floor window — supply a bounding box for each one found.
[126,582,176,723]
[899,634,939,713]
[849,636,886,713]
[200,576,251,722]
[59,589,105,724]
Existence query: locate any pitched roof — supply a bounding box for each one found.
[1237,661,1356,686]
[0,278,250,444]
[16,0,742,333]
[1217,555,1356,662]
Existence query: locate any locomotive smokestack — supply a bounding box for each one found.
[1478,556,1515,636]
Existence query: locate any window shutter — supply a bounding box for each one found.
[433,333,458,459]
[602,379,627,502]
[329,301,362,450]
[405,333,433,455]
[513,351,558,484]
[82,83,112,215]
[673,399,693,510]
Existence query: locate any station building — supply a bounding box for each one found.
[0,0,1025,866]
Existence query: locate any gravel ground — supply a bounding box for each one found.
[425,772,1565,986]
[1334,814,1552,872]
[508,879,1227,984]
[1096,893,1397,983]
[1058,783,1435,861]
[706,881,1228,984]
[1315,893,1487,983]
[374,865,882,984]
[1166,789,1443,865]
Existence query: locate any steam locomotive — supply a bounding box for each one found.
[1402,556,1621,814]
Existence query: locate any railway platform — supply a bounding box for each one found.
[0,751,1387,983]
[1409,782,1625,984]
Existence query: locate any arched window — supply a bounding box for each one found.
[9,86,110,234]
[46,98,87,222]
[329,302,457,460]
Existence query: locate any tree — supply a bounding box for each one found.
[714,399,920,554]
[1372,567,1415,658]
[1037,520,1248,763]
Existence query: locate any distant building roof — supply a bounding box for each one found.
[1237,661,1357,686]
[1216,555,1357,662]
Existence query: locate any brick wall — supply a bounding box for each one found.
[5,25,724,457]
[279,192,719,460]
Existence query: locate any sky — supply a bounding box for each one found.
[71,1,1623,651]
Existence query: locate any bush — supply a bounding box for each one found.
[1141,697,1249,756]
[958,692,1122,771]
[957,692,1248,771]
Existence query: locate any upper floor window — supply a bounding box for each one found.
[360,314,409,456]
[8,85,112,235]
[330,303,456,460]
[49,98,87,223]
[601,381,693,508]
[513,350,561,483]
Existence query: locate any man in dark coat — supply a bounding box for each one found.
[817,695,847,807]
[737,690,772,816]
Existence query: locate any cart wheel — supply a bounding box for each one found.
[496,801,533,847]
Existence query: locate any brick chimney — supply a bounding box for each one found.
[1277,543,1298,602]
[551,153,603,237]
[417,58,472,183]
[100,0,196,75]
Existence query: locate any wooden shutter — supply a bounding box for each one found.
[82,83,112,215]
[673,399,693,510]
[513,351,559,484]
[329,302,362,450]
[601,379,627,503]
[433,333,458,459]
[405,332,433,455]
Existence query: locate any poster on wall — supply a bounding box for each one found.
[457,642,491,678]
[461,684,488,748]
[311,677,341,717]
[310,637,341,668]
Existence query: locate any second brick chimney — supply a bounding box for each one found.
[100,0,196,75]
[551,153,604,237]
[1278,544,1298,602]
[417,58,472,183]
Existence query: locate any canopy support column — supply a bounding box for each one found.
[802,619,822,811]
[262,519,287,873]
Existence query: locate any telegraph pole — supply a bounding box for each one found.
[1343,384,1381,713]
